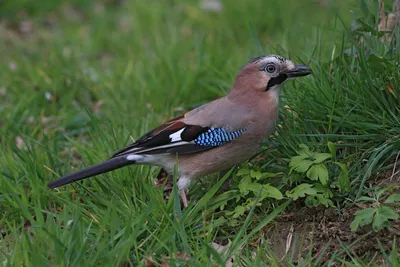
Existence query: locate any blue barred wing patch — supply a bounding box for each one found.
[193,127,248,147]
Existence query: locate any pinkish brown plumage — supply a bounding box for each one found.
[47,55,312,207]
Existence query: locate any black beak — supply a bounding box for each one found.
[266,63,312,90]
[285,64,312,78]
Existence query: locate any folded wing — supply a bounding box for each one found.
[112,115,248,157]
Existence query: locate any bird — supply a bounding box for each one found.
[47,55,312,207]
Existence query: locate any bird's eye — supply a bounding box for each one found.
[265,64,276,73]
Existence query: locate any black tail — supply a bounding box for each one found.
[47,156,133,189]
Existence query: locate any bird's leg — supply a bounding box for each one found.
[177,177,191,208]
[180,189,189,208]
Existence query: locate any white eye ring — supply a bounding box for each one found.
[264,64,276,73]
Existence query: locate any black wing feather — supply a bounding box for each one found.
[112,121,212,157]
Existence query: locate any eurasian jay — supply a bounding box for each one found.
[47,55,312,207]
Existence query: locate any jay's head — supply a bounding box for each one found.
[232,55,312,94]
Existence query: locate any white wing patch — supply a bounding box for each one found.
[169,128,185,142]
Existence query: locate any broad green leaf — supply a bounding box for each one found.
[375,185,396,200]
[228,205,246,218]
[238,175,252,195]
[385,194,400,203]
[335,162,348,172]
[378,206,399,220]
[350,208,375,231]
[372,213,388,231]
[313,153,332,163]
[350,215,363,232]
[354,207,376,220]
[238,174,265,196]
[263,184,283,200]
[247,183,262,193]
[319,195,334,207]
[306,163,329,185]
[314,183,333,198]
[290,159,313,174]
[297,144,312,155]
[286,183,317,200]
[372,206,398,231]
[237,169,250,176]
[305,194,335,208]
[250,170,262,180]
[335,162,350,193]
[327,141,336,159]
[289,155,309,168]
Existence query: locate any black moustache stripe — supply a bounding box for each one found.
[266,73,288,90]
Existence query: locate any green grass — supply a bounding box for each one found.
[1,0,399,265]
